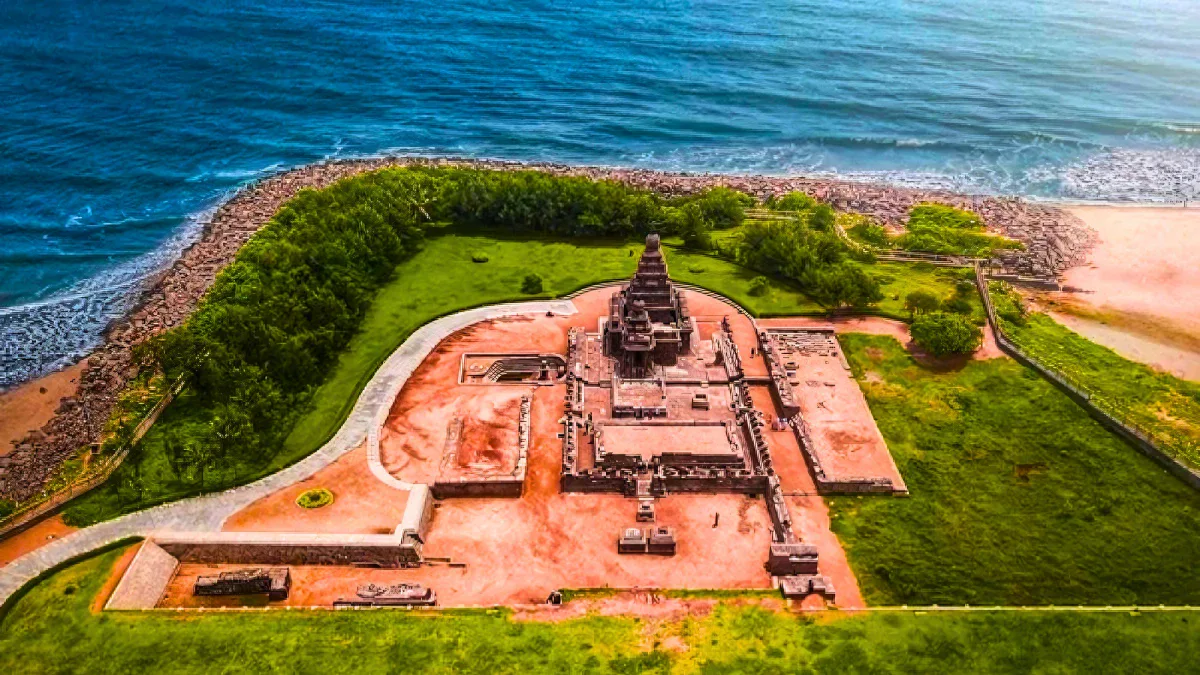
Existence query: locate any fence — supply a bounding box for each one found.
[0,376,186,539]
[974,264,1200,491]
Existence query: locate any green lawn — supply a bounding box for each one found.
[990,285,1200,470]
[65,229,967,526]
[1,545,1197,674]
[829,334,1200,607]
[862,261,983,323]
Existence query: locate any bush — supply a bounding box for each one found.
[911,312,982,357]
[732,204,882,311]
[0,498,14,519]
[848,219,892,247]
[521,273,544,294]
[896,203,1023,257]
[672,187,753,229]
[470,251,489,263]
[748,276,770,296]
[670,203,713,250]
[295,488,333,509]
[770,191,819,212]
[943,296,973,315]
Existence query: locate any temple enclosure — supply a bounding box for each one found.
[108,236,906,609]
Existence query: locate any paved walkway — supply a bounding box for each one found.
[0,299,577,607]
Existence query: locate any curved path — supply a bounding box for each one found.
[0,299,577,607]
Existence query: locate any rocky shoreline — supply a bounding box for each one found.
[0,157,1096,502]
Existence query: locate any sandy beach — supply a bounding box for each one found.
[1043,205,1200,381]
[0,361,84,455]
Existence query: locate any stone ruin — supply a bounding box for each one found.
[334,583,437,608]
[194,567,291,601]
[760,328,904,496]
[560,235,834,600]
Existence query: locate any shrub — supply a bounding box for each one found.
[943,296,973,315]
[672,187,753,229]
[848,219,892,247]
[896,203,1023,257]
[295,488,333,509]
[670,203,713,250]
[771,191,819,212]
[0,498,14,519]
[521,273,544,294]
[748,276,770,296]
[911,312,982,357]
[733,210,882,311]
[470,251,489,263]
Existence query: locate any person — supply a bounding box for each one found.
[712,512,720,528]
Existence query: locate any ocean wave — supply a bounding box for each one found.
[1159,123,1200,135]
[1056,149,1200,202]
[0,203,213,389]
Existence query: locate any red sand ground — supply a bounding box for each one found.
[196,285,872,609]
[0,514,77,566]
[92,541,143,612]
[224,445,408,535]
[756,331,905,490]
[748,384,867,609]
[600,424,737,460]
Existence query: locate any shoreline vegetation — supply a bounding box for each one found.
[0,157,1090,508]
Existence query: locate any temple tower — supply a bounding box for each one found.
[603,234,694,377]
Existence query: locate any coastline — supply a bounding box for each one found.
[1037,204,1200,381]
[0,156,1144,502]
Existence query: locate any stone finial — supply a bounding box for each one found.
[645,233,661,250]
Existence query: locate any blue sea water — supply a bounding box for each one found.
[1,0,1199,385]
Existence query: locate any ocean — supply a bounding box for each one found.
[1,0,1198,386]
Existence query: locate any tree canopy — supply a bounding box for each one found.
[911,311,983,357]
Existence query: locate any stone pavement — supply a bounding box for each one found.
[0,299,577,607]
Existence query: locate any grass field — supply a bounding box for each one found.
[990,285,1200,470]
[1,545,1197,674]
[828,334,1200,607]
[64,230,966,526]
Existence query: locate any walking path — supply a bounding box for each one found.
[0,299,577,607]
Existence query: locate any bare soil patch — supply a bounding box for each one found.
[0,514,77,566]
[223,444,407,535]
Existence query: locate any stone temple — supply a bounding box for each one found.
[603,233,694,377]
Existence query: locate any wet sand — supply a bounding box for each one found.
[1053,205,1200,379]
[0,361,84,455]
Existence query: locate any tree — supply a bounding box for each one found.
[672,203,713,250]
[521,274,544,294]
[748,276,770,296]
[911,312,982,357]
[905,291,941,318]
[677,187,751,229]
